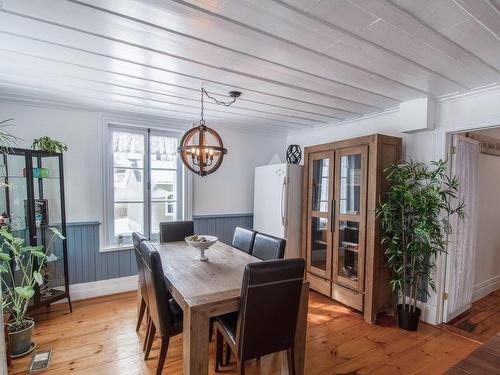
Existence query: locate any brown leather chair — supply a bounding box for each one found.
[159,220,194,242]
[140,241,183,375]
[214,258,305,375]
[251,233,286,261]
[232,227,257,254]
[132,232,147,332]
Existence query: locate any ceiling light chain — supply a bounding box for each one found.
[199,87,240,125]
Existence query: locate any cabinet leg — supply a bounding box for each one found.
[67,296,73,313]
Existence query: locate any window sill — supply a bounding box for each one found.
[100,245,134,253]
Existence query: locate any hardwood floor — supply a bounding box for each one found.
[8,291,480,375]
[446,290,500,344]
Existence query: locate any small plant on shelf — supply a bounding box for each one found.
[32,136,68,153]
[376,159,464,331]
[0,227,65,356]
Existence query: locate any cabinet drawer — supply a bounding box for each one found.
[331,283,363,312]
[307,272,331,297]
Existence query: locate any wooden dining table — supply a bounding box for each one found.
[153,240,309,375]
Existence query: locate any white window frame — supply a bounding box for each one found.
[102,122,190,251]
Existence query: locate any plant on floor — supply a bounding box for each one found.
[31,136,68,153]
[376,159,464,331]
[0,227,65,355]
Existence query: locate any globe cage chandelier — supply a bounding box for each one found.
[178,87,241,177]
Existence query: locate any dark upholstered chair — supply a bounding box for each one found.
[132,232,147,332]
[232,227,257,254]
[214,258,305,375]
[140,241,183,375]
[251,233,286,261]
[159,220,194,243]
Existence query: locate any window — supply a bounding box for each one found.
[105,126,185,249]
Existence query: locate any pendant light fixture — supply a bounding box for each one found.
[178,87,241,177]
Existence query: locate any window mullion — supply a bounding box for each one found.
[145,128,151,240]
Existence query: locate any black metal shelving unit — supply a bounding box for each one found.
[1,147,71,312]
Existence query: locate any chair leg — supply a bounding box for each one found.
[144,322,156,360]
[156,338,169,375]
[215,329,223,372]
[286,346,296,375]
[237,359,245,375]
[143,316,151,351]
[136,297,146,332]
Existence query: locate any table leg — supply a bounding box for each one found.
[282,281,309,375]
[183,306,210,375]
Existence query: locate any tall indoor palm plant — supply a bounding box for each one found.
[376,159,464,331]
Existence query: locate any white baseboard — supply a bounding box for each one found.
[65,275,138,302]
[473,275,500,302]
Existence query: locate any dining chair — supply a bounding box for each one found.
[214,258,305,375]
[132,232,148,333]
[159,220,194,242]
[251,233,286,261]
[140,241,184,375]
[232,227,257,254]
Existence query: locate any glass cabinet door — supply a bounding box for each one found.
[307,151,334,279]
[31,154,67,305]
[333,146,367,291]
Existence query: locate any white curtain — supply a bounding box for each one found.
[447,136,480,319]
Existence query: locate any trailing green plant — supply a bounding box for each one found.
[32,136,68,153]
[376,159,465,314]
[0,119,21,154]
[0,227,65,331]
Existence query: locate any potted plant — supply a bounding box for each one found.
[376,159,464,331]
[0,227,64,356]
[32,136,68,153]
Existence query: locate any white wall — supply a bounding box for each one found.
[0,102,102,222]
[193,129,285,215]
[0,101,286,223]
[471,128,500,301]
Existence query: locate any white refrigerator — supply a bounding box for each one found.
[253,163,303,258]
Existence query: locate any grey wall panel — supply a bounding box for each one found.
[66,214,253,284]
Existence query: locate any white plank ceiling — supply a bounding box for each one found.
[0,0,499,131]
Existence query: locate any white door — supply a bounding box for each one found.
[253,164,287,238]
[443,135,480,322]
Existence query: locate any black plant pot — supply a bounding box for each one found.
[397,304,421,331]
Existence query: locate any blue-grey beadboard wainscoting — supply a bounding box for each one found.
[67,213,253,284]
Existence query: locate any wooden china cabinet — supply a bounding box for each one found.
[301,134,402,323]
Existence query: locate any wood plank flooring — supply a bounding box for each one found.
[8,291,481,375]
[446,290,500,344]
[445,333,500,374]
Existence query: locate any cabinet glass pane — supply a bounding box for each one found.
[338,221,359,281]
[7,155,28,232]
[339,154,361,215]
[32,156,66,304]
[37,224,66,304]
[311,217,328,271]
[312,158,329,212]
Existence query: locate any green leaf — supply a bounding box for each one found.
[33,271,43,285]
[0,229,14,241]
[49,226,65,240]
[14,286,35,300]
[31,250,46,258]
[0,264,8,273]
[0,252,11,261]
